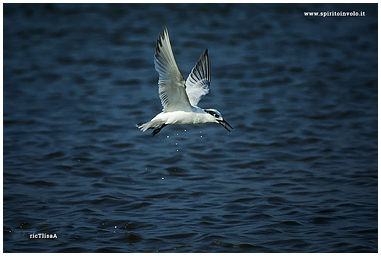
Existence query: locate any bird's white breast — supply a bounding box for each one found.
[153,108,215,125]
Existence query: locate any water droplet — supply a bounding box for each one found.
[161,177,164,180]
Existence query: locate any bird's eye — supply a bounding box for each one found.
[214,114,219,118]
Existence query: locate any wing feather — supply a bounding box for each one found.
[154,27,192,112]
[185,49,211,106]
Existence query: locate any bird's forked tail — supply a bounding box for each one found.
[136,121,168,136]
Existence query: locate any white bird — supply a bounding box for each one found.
[137,27,233,136]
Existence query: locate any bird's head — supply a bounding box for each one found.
[204,109,233,132]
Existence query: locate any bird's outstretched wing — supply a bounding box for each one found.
[185,49,210,106]
[154,27,192,112]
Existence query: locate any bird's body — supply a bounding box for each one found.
[137,27,232,136]
[139,107,212,129]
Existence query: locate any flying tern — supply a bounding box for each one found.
[137,27,233,136]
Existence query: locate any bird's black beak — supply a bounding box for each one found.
[218,119,233,132]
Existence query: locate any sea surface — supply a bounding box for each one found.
[3,3,378,253]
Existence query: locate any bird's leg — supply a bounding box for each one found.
[152,124,167,136]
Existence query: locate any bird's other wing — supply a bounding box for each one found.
[154,27,192,112]
[185,49,211,106]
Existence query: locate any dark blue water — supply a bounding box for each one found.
[3,3,377,252]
